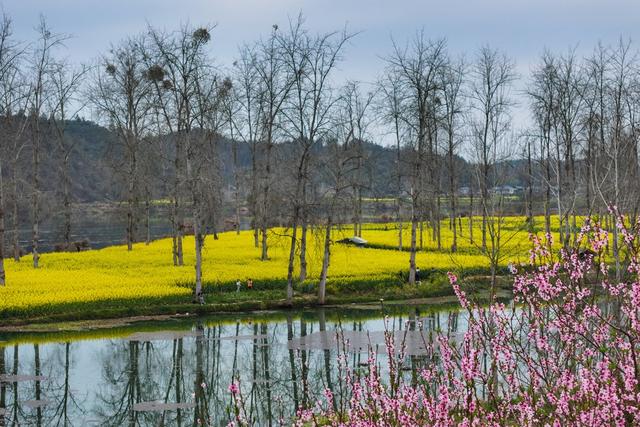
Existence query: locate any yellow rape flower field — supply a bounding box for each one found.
[0,216,574,322]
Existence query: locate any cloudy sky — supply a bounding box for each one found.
[3,0,639,133]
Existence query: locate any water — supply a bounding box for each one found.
[12,204,174,253]
[0,304,467,426]
[11,203,252,253]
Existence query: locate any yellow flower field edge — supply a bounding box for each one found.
[0,215,577,324]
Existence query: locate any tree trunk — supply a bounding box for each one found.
[353,185,360,237]
[544,136,552,236]
[300,319,309,407]
[0,345,5,410]
[397,214,403,250]
[11,346,17,423]
[174,339,182,426]
[481,119,489,254]
[251,143,260,248]
[408,198,418,285]
[253,225,259,248]
[319,310,337,411]
[299,217,307,282]
[126,147,136,251]
[177,228,184,265]
[260,323,273,425]
[436,195,442,250]
[318,216,333,305]
[555,139,564,246]
[194,220,204,305]
[469,189,474,245]
[448,138,457,253]
[171,210,178,265]
[481,195,487,253]
[191,144,204,304]
[11,161,19,262]
[32,119,40,269]
[173,137,184,266]
[260,224,268,260]
[62,154,72,246]
[144,191,150,245]
[34,344,42,426]
[286,314,299,408]
[232,132,241,236]
[526,138,534,232]
[0,159,5,286]
[396,115,403,250]
[285,222,298,305]
[260,138,273,261]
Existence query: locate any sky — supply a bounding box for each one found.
[2,0,640,140]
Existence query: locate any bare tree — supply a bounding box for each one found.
[231,45,263,246]
[145,25,219,266]
[191,58,231,304]
[222,78,242,235]
[530,49,586,248]
[1,69,30,262]
[49,60,87,246]
[440,55,465,252]
[318,82,372,304]
[146,24,221,301]
[0,12,25,281]
[467,46,517,294]
[345,82,374,242]
[253,24,296,261]
[384,34,447,285]
[29,16,67,268]
[378,73,405,250]
[529,51,557,236]
[0,152,5,284]
[602,39,637,278]
[469,46,516,254]
[552,49,585,247]
[90,35,151,251]
[278,16,353,301]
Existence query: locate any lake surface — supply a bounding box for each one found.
[12,203,252,253]
[0,304,467,426]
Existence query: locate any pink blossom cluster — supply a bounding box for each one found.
[284,217,640,426]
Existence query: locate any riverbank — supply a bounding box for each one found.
[0,290,512,341]
[0,277,511,327]
[0,217,549,325]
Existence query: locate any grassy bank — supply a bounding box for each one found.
[0,216,565,324]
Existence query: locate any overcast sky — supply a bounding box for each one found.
[3,0,640,137]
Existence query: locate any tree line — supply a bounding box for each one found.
[0,12,638,302]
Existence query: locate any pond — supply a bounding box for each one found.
[13,203,253,253]
[13,205,174,253]
[0,303,468,426]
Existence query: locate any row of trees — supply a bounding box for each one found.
[0,15,76,287]
[1,12,639,301]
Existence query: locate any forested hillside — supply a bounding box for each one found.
[2,116,522,205]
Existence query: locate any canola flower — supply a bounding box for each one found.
[0,216,579,319]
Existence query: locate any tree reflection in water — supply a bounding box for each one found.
[0,306,467,425]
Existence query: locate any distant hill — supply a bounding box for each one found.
[63,119,119,201]
[2,117,530,206]
[0,117,116,204]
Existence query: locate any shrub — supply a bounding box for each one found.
[229,215,640,426]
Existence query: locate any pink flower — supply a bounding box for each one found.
[260,216,640,425]
[228,382,239,395]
